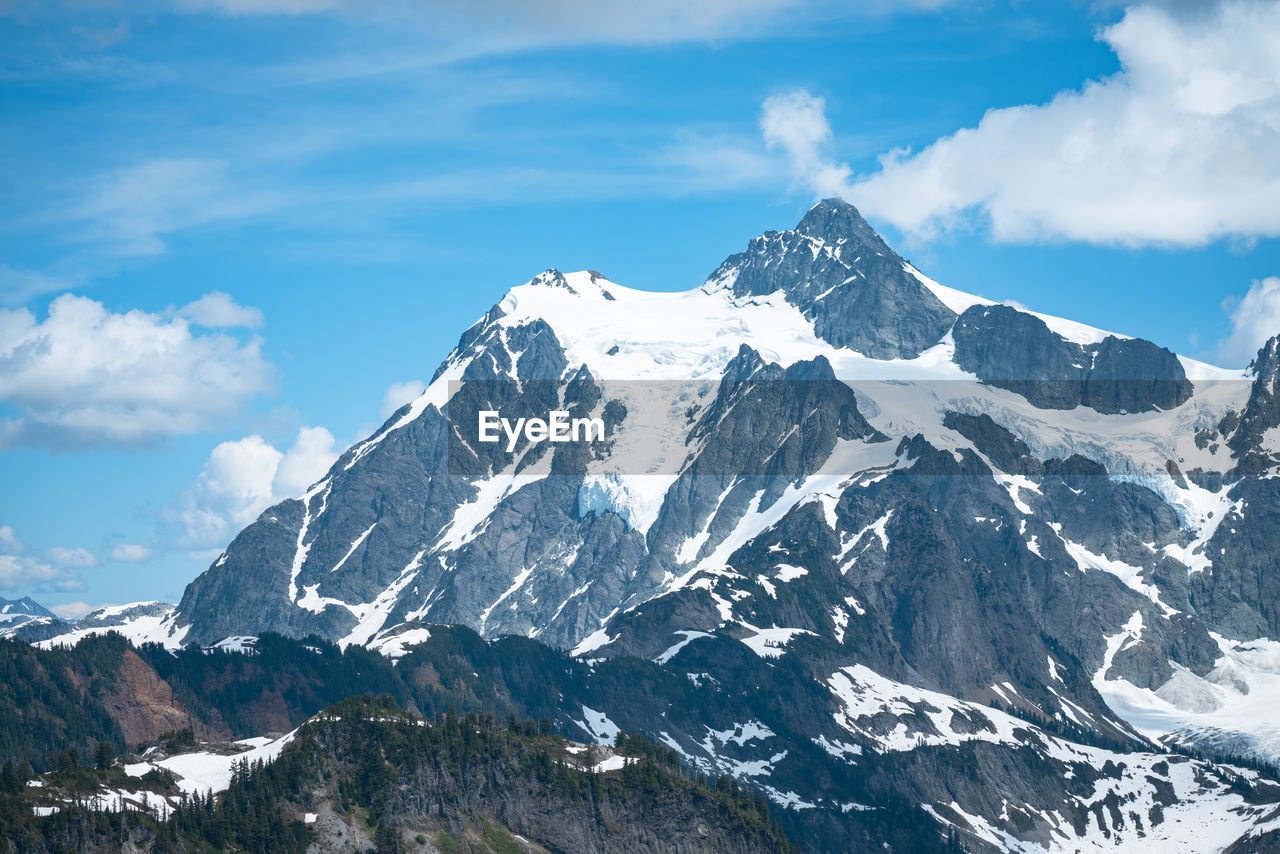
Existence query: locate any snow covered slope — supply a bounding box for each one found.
[5,601,187,649]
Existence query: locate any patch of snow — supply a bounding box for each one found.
[591,754,637,773]
[329,523,377,573]
[210,636,257,654]
[773,563,808,582]
[654,630,712,665]
[577,474,676,535]
[141,730,298,796]
[575,705,620,745]
[828,664,1027,753]
[367,625,432,660]
[739,625,814,659]
[571,627,616,658]
[1061,540,1176,617]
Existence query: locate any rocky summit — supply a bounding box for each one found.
[44,200,1280,852]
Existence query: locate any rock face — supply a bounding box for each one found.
[95,650,227,745]
[1226,335,1280,474]
[952,303,1194,413]
[162,201,1280,852]
[709,199,957,359]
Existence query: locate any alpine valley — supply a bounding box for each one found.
[8,200,1280,853]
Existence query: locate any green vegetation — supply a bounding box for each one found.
[0,694,798,854]
[0,636,127,771]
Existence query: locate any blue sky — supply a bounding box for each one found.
[2,0,1279,613]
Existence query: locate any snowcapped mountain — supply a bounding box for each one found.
[153,199,1280,851]
[3,600,181,648]
[0,596,55,632]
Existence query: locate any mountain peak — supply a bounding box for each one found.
[1248,333,1280,378]
[795,197,895,257]
[0,596,54,619]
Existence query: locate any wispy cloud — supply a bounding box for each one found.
[380,380,426,419]
[45,546,98,568]
[106,0,959,49]
[0,263,82,306]
[110,542,152,562]
[70,157,285,257]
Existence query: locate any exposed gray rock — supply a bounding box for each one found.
[708,199,956,359]
[952,304,1193,413]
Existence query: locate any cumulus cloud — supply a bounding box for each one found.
[49,601,95,619]
[0,557,85,592]
[0,525,23,554]
[110,543,153,562]
[380,379,427,419]
[178,291,265,328]
[767,1,1280,247]
[0,292,274,449]
[760,90,852,198]
[1217,277,1280,368]
[45,546,99,568]
[0,525,86,593]
[171,425,338,550]
[272,426,339,496]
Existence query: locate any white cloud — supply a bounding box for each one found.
[272,426,338,496]
[176,0,340,13]
[769,1,1280,247]
[0,263,81,307]
[1218,277,1280,367]
[0,525,87,593]
[380,379,427,419]
[0,292,274,449]
[760,90,851,198]
[179,291,265,328]
[0,556,85,592]
[49,601,95,619]
[177,0,806,44]
[110,543,153,562]
[0,525,24,555]
[171,425,338,549]
[45,546,99,568]
[73,157,282,257]
[78,0,967,47]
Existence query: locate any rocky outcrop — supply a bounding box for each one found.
[709,199,956,359]
[1226,333,1280,475]
[952,304,1193,413]
[95,650,228,745]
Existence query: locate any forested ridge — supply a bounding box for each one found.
[0,694,798,853]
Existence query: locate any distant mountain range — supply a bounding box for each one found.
[12,199,1280,852]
